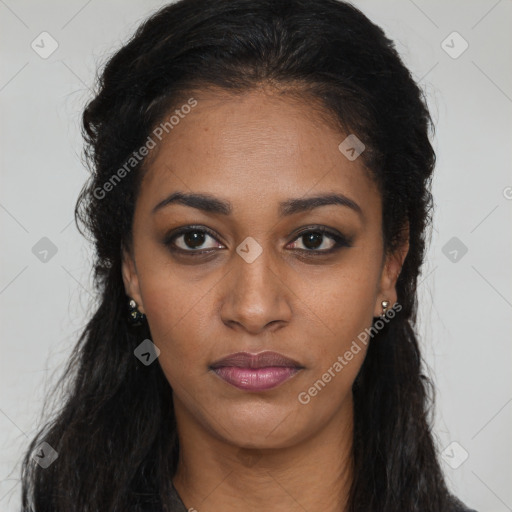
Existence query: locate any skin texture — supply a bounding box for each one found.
[122,87,408,512]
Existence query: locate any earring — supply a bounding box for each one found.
[380,300,390,318]
[128,298,146,326]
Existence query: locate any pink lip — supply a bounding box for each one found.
[209,351,304,391]
[212,366,301,391]
[210,350,303,369]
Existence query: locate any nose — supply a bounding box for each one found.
[219,246,292,335]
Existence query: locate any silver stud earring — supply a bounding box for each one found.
[380,300,390,318]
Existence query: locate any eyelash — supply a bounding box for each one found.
[163,225,353,257]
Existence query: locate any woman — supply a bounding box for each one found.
[20,0,478,510]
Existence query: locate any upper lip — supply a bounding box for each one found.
[210,351,304,369]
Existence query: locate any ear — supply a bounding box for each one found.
[121,243,145,314]
[373,223,409,317]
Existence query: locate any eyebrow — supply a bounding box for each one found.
[152,191,363,219]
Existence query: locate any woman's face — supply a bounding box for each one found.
[122,88,404,449]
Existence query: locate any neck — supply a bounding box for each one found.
[172,394,354,512]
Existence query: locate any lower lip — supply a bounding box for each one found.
[211,366,301,391]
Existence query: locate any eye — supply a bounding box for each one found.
[164,226,224,254]
[164,225,352,256]
[287,227,352,254]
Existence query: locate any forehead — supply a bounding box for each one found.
[138,88,380,215]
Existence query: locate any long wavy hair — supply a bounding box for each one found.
[20,0,456,510]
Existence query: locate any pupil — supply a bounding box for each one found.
[184,231,205,248]
[304,232,322,249]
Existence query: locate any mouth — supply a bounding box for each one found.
[209,351,304,392]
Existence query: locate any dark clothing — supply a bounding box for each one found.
[168,481,478,511]
[169,481,187,512]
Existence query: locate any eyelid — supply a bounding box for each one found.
[288,225,353,253]
[163,225,224,252]
[163,224,352,254]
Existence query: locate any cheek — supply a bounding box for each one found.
[288,254,379,388]
[324,277,376,341]
[294,259,379,342]
[137,263,220,384]
[294,280,372,411]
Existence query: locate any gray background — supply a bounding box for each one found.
[1,0,511,510]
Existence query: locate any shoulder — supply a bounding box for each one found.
[448,495,478,512]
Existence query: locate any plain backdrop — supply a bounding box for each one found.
[1,1,511,511]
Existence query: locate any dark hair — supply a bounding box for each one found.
[20,0,456,510]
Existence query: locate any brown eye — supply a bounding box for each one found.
[180,231,208,250]
[287,227,353,254]
[164,226,224,253]
[292,231,336,251]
